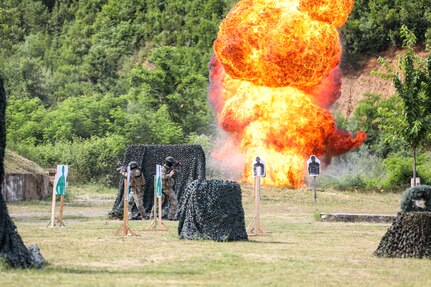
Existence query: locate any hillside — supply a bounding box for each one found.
[4,149,46,174]
[336,48,429,117]
[1,0,431,187]
[336,57,395,117]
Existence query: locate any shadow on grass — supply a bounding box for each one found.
[246,240,296,245]
[49,266,202,275]
[11,215,97,223]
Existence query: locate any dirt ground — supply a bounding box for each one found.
[336,55,395,117]
[335,48,429,117]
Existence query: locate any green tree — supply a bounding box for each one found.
[6,96,46,145]
[353,93,409,157]
[341,0,431,66]
[373,26,431,185]
[1,0,233,183]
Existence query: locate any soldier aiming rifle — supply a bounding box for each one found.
[118,160,147,220]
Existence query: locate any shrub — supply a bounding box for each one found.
[400,185,431,212]
[382,157,412,190]
[319,147,386,191]
[382,153,431,190]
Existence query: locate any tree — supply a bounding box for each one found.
[353,93,409,158]
[373,26,431,186]
[0,76,38,268]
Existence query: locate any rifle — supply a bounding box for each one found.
[116,157,127,174]
[172,160,183,173]
[117,157,131,200]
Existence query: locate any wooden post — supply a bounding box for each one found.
[48,178,57,228]
[47,165,68,228]
[158,195,162,222]
[153,187,157,227]
[313,176,317,204]
[247,176,269,236]
[146,176,168,231]
[57,194,66,227]
[116,178,137,236]
[254,176,260,231]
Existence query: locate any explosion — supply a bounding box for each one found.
[209,0,366,187]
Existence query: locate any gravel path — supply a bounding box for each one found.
[9,199,114,218]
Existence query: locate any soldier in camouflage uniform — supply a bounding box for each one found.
[121,161,147,220]
[161,156,178,220]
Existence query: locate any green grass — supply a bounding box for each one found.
[2,184,429,287]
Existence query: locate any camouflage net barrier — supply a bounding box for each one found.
[178,179,248,242]
[375,185,431,258]
[374,212,431,258]
[110,144,206,219]
[400,185,431,212]
[0,77,44,268]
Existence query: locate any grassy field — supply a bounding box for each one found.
[2,183,430,287]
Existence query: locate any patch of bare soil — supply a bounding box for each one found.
[335,57,394,117]
[334,49,428,117]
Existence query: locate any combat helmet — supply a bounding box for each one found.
[128,161,139,170]
[165,156,175,167]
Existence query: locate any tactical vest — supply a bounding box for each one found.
[161,165,174,191]
[130,168,145,188]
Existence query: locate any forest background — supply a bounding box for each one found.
[1,0,431,190]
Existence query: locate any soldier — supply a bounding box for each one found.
[121,161,147,220]
[161,156,179,220]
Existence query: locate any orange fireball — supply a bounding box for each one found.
[209,0,365,187]
[214,0,353,89]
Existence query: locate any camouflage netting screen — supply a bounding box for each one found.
[374,212,431,258]
[178,179,248,242]
[0,77,43,268]
[110,144,206,219]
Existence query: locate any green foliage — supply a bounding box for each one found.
[0,258,9,271]
[2,55,53,104]
[372,26,431,181]
[352,93,410,157]
[335,92,431,191]
[382,153,431,189]
[186,133,212,155]
[0,0,50,53]
[318,147,431,191]
[5,96,45,145]
[9,134,127,184]
[382,156,412,189]
[319,147,387,191]
[4,0,431,185]
[342,0,431,61]
[0,0,234,183]
[400,185,431,212]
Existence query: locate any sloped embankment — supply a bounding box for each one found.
[2,149,49,201]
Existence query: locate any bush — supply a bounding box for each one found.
[318,150,431,191]
[400,185,431,212]
[319,147,386,191]
[382,157,412,190]
[382,153,431,190]
[416,154,431,184]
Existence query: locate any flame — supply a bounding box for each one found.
[209,0,365,187]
